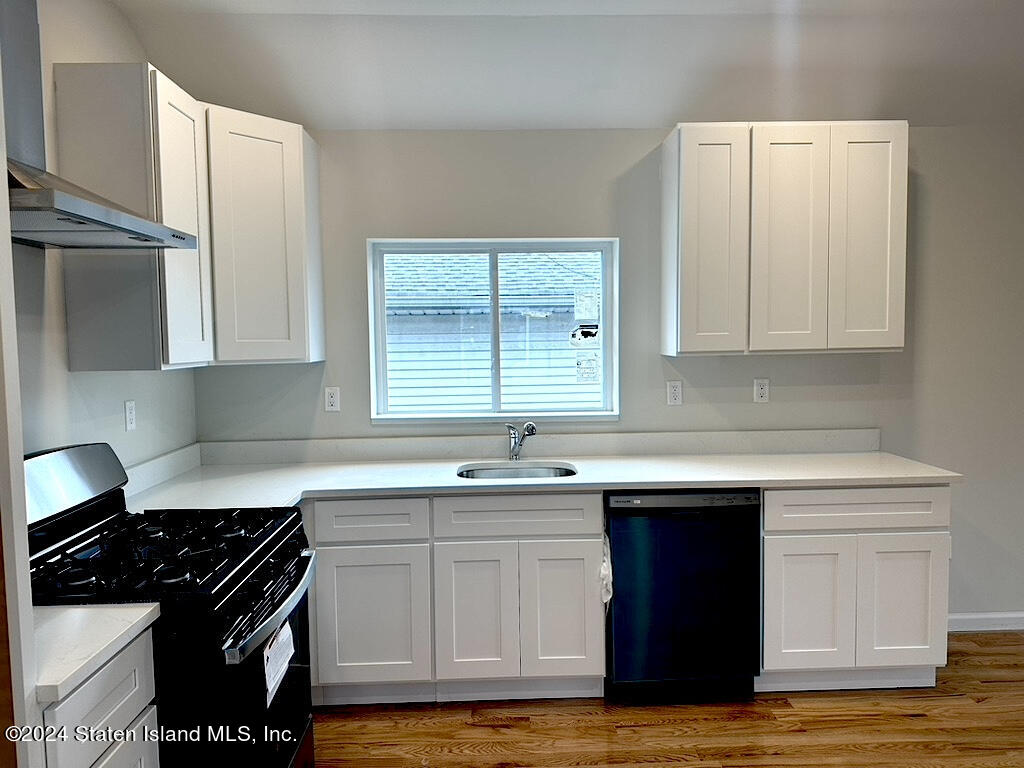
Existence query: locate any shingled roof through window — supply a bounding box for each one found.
[383,252,601,315]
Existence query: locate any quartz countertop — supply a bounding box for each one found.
[127,451,961,512]
[35,603,160,704]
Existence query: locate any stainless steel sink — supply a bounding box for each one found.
[456,461,577,479]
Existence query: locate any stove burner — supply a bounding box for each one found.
[59,567,97,588]
[32,506,299,604]
[220,523,246,540]
[139,523,165,540]
[155,564,193,586]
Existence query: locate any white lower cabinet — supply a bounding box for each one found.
[763,535,858,671]
[315,544,432,684]
[856,532,951,667]
[519,540,605,678]
[764,531,951,672]
[432,538,605,681]
[44,631,157,768]
[92,706,160,768]
[434,542,521,680]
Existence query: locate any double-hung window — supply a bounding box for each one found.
[368,239,618,420]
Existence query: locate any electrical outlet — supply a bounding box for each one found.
[124,400,137,431]
[324,386,341,412]
[754,378,770,403]
[666,380,683,406]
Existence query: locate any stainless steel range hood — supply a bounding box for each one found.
[2,0,196,250]
[8,160,197,249]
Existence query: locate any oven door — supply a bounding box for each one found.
[154,549,316,768]
[221,549,315,767]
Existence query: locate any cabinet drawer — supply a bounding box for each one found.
[92,706,159,768]
[433,494,602,537]
[315,498,430,543]
[45,630,155,768]
[764,486,951,532]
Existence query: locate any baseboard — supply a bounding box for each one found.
[124,443,200,497]
[317,682,438,706]
[315,677,603,706]
[948,611,1024,631]
[436,677,603,703]
[755,666,936,693]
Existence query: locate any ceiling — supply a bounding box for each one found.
[112,0,1024,130]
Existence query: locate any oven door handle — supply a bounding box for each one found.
[224,548,316,665]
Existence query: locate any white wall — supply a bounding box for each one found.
[194,125,1024,616]
[12,0,197,468]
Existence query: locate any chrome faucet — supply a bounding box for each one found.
[504,421,537,461]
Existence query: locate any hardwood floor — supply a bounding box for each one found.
[313,632,1024,767]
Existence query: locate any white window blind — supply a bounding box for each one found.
[369,239,618,420]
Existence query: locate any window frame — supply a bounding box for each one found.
[367,238,620,422]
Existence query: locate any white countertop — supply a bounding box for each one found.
[34,603,159,704]
[127,451,961,512]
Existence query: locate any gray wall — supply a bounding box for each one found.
[195,130,889,440]
[195,126,1024,615]
[880,125,1024,616]
[13,0,197,467]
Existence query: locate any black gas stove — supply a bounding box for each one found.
[26,444,316,768]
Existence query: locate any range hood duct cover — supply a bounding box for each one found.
[1,0,196,250]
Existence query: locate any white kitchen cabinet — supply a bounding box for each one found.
[764,525,951,672]
[661,123,751,353]
[92,706,160,768]
[662,119,908,356]
[764,486,951,532]
[44,631,156,768]
[827,122,909,349]
[432,493,603,538]
[856,532,950,667]
[749,123,831,351]
[315,544,432,684]
[518,540,604,677]
[55,63,213,370]
[206,105,325,363]
[763,535,858,671]
[433,541,521,680]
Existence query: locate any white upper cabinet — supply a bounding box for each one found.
[749,123,831,352]
[55,63,213,370]
[661,123,751,354]
[151,70,214,365]
[827,122,909,349]
[206,105,325,363]
[661,119,908,355]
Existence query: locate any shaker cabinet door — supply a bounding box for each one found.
[433,541,521,680]
[749,123,831,351]
[827,121,909,349]
[763,535,858,671]
[663,123,751,353]
[315,544,432,684]
[207,105,313,361]
[518,539,605,677]
[151,69,214,366]
[856,532,950,667]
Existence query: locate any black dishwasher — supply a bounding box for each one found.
[605,489,761,702]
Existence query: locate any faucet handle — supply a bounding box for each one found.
[522,421,537,436]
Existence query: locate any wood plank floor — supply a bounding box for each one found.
[313,632,1024,767]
